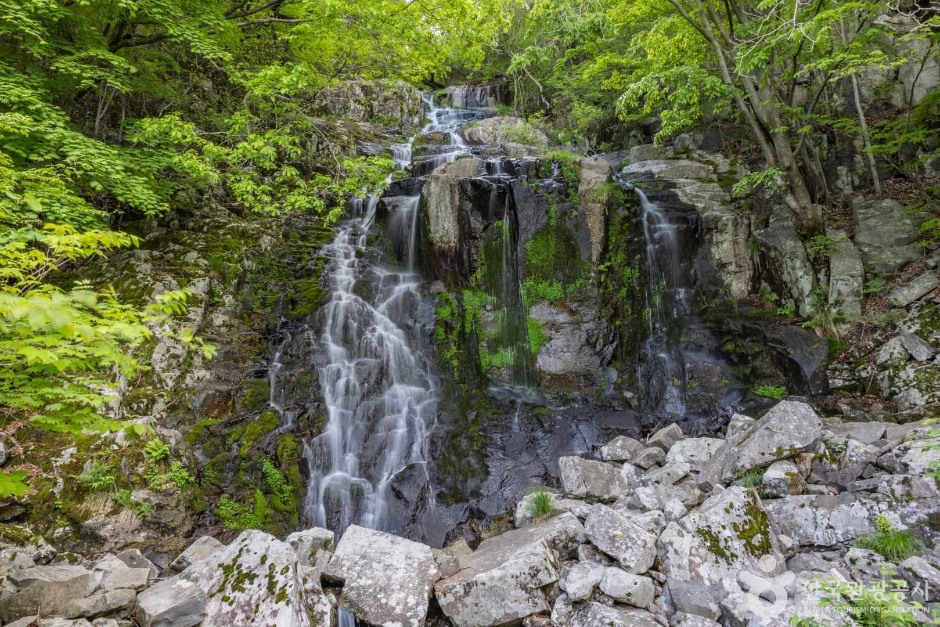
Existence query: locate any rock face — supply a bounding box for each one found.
[827,231,864,318]
[314,80,424,131]
[446,84,508,109]
[530,302,603,390]
[852,197,921,274]
[435,514,583,627]
[323,526,438,627]
[559,456,631,501]
[754,224,816,317]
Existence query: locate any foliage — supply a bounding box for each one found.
[736,467,764,489]
[806,567,934,626]
[261,457,293,504]
[857,515,923,561]
[115,489,153,518]
[752,385,787,400]
[145,460,192,492]
[215,495,263,531]
[75,461,117,492]
[144,439,171,462]
[526,489,554,519]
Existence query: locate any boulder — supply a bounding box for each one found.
[322,525,438,627]
[889,271,939,307]
[622,160,713,181]
[515,492,587,528]
[632,447,666,470]
[562,562,605,601]
[568,602,661,627]
[640,462,690,486]
[583,505,656,574]
[285,527,334,566]
[631,483,704,510]
[899,556,940,602]
[115,549,158,580]
[827,231,864,319]
[559,457,630,500]
[810,436,878,489]
[898,328,935,362]
[725,414,756,441]
[136,577,206,627]
[435,514,584,627]
[665,438,724,472]
[460,117,548,147]
[169,536,224,573]
[754,225,816,317]
[530,302,604,390]
[672,612,721,627]
[600,436,645,463]
[666,578,720,621]
[763,494,872,548]
[719,401,822,481]
[598,568,655,608]
[847,422,887,445]
[852,197,921,274]
[761,460,804,498]
[100,567,151,592]
[0,564,91,621]
[656,487,784,587]
[181,530,331,627]
[64,589,135,619]
[648,424,685,452]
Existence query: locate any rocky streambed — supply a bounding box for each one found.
[3,398,939,626]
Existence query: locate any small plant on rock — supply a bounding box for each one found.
[806,567,934,626]
[527,489,554,520]
[752,384,787,400]
[857,515,923,561]
[144,438,171,462]
[75,461,117,491]
[736,467,764,490]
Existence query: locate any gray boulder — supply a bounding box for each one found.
[656,487,784,587]
[761,460,804,498]
[65,589,135,619]
[0,564,91,622]
[583,505,656,574]
[648,423,685,452]
[323,525,438,627]
[435,514,584,627]
[182,530,330,627]
[568,602,661,627]
[665,438,724,472]
[672,612,721,627]
[763,494,872,548]
[115,549,158,580]
[562,562,605,601]
[852,197,921,274]
[632,447,666,470]
[899,556,940,601]
[810,436,878,489]
[889,271,939,307]
[169,536,224,573]
[460,117,548,147]
[725,414,756,441]
[600,436,645,462]
[559,457,630,500]
[720,401,822,481]
[598,568,654,608]
[640,462,690,486]
[136,576,206,627]
[622,160,713,181]
[666,578,720,621]
[100,567,150,591]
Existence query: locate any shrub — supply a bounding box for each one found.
[527,489,554,520]
[857,515,923,561]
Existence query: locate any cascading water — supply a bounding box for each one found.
[629,182,690,418]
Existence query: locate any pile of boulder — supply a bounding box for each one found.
[2,400,939,626]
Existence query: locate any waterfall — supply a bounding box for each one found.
[630,184,689,418]
[303,119,436,538]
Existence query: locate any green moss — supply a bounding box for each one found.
[696,525,738,564]
[752,384,787,400]
[732,499,772,557]
[526,317,550,355]
[241,380,271,412]
[240,410,280,457]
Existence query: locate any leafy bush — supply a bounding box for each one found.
[215,495,263,531]
[857,515,923,561]
[145,461,192,492]
[526,489,554,520]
